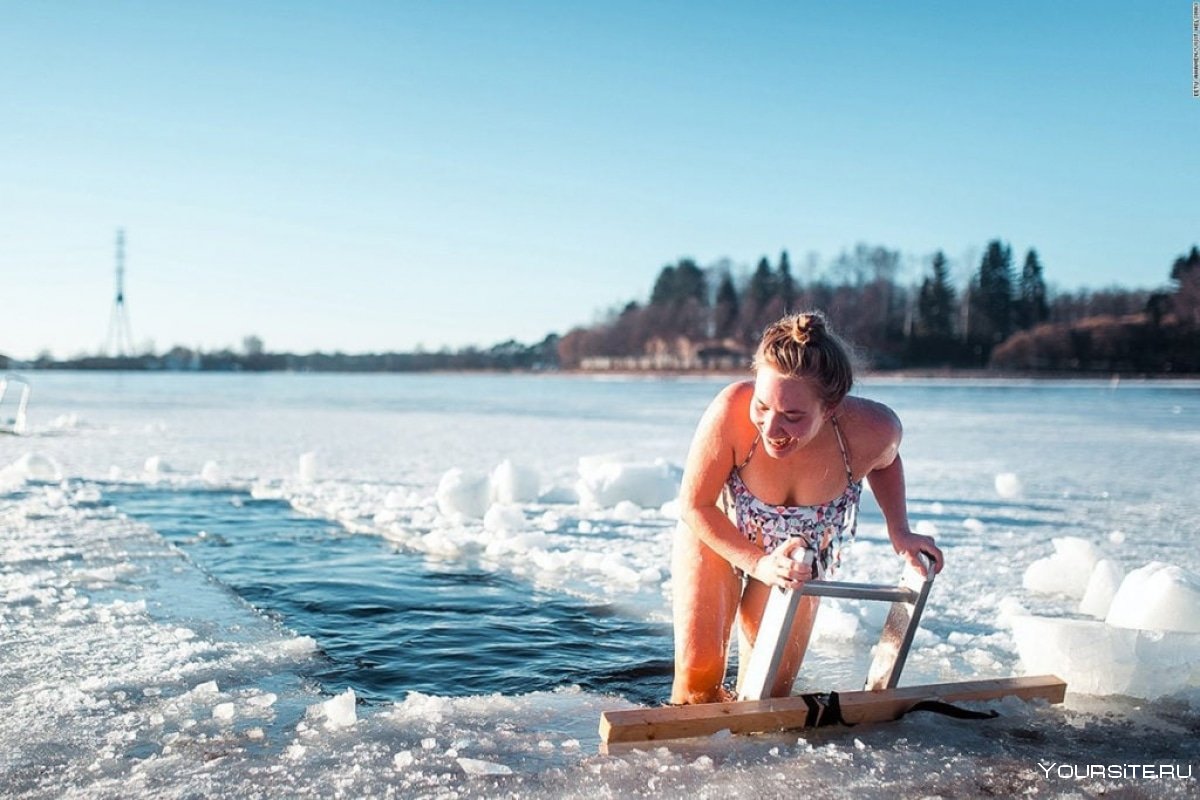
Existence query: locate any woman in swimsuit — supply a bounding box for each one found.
[670,311,944,704]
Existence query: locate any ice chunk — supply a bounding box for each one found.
[490,460,540,504]
[457,757,513,776]
[200,461,224,485]
[298,451,317,483]
[962,517,985,533]
[996,595,1028,628]
[483,503,525,533]
[611,500,641,522]
[4,452,65,484]
[393,750,415,769]
[576,456,681,508]
[144,456,169,477]
[1023,537,1100,598]
[1010,614,1200,698]
[312,688,357,729]
[247,692,277,708]
[537,485,578,504]
[1079,559,1125,619]
[280,635,318,657]
[994,472,1022,498]
[1106,562,1200,634]
[212,702,235,721]
[812,600,860,643]
[436,469,491,519]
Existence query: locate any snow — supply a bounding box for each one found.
[575,456,681,509]
[994,472,1022,498]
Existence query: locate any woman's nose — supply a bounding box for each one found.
[763,413,785,438]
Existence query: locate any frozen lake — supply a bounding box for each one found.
[2,371,1198,797]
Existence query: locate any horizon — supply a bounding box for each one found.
[3,2,1197,361]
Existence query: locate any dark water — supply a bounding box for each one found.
[109,487,673,705]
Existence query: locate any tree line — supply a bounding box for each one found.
[556,243,1200,374]
[5,336,561,373]
[6,244,1195,375]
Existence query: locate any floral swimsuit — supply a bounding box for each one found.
[724,416,862,579]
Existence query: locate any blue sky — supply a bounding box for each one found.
[1,1,1196,359]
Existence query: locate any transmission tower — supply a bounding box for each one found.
[104,228,136,357]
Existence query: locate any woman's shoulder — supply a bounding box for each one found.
[839,395,901,434]
[702,379,754,419]
[699,380,758,442]
[837,396,902,466]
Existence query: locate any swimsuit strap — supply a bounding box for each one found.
[740,418,852,480]
[737,434,761,469]
[830,415,854,484]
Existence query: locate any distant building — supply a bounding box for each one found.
[579,337,748,372]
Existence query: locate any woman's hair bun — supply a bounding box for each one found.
[754,310,852,407]
[789,312,825,346]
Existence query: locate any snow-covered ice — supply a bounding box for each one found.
[2,372,1199,798]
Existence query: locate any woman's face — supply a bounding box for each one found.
[749,367,831,458]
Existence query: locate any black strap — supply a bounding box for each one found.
[903,700,1000,721]
[822,692,1000,727]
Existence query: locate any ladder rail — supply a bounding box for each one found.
[738,553,935,701]
[0,374,31,435]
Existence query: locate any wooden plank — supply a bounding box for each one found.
[838,674,1067,724]
[599,675,1066,745]
[600,693,828,744]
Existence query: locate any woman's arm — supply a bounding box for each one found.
[678,383,810,588]
[861,405,945,576]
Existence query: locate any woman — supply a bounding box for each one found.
[671,311,944,704]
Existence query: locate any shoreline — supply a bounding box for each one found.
[8,365,1200,382]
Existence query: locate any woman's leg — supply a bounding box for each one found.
[735,579,820,697]
[670,520,742,704]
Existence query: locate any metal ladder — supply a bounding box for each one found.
[0,374,31,435]
[738,552,935,701]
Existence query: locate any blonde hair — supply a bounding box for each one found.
[753,311,854,407]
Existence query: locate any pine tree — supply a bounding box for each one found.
[650,265,677,306]
[778,250,797,312]
[749,256,776,309]
[1017,249,1049,329]
[714,271,739,339]
[649,259,707,307]
[971,240,1015,345]
[1170,245,1200,327]
[917,251,956,339]
[673,259,708,306]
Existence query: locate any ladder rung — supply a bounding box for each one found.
[799,580,918,603]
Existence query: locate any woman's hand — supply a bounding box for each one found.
[891,529,944,576]
[749,538,812,590]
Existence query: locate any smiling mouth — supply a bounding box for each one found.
[767,436,793,448]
